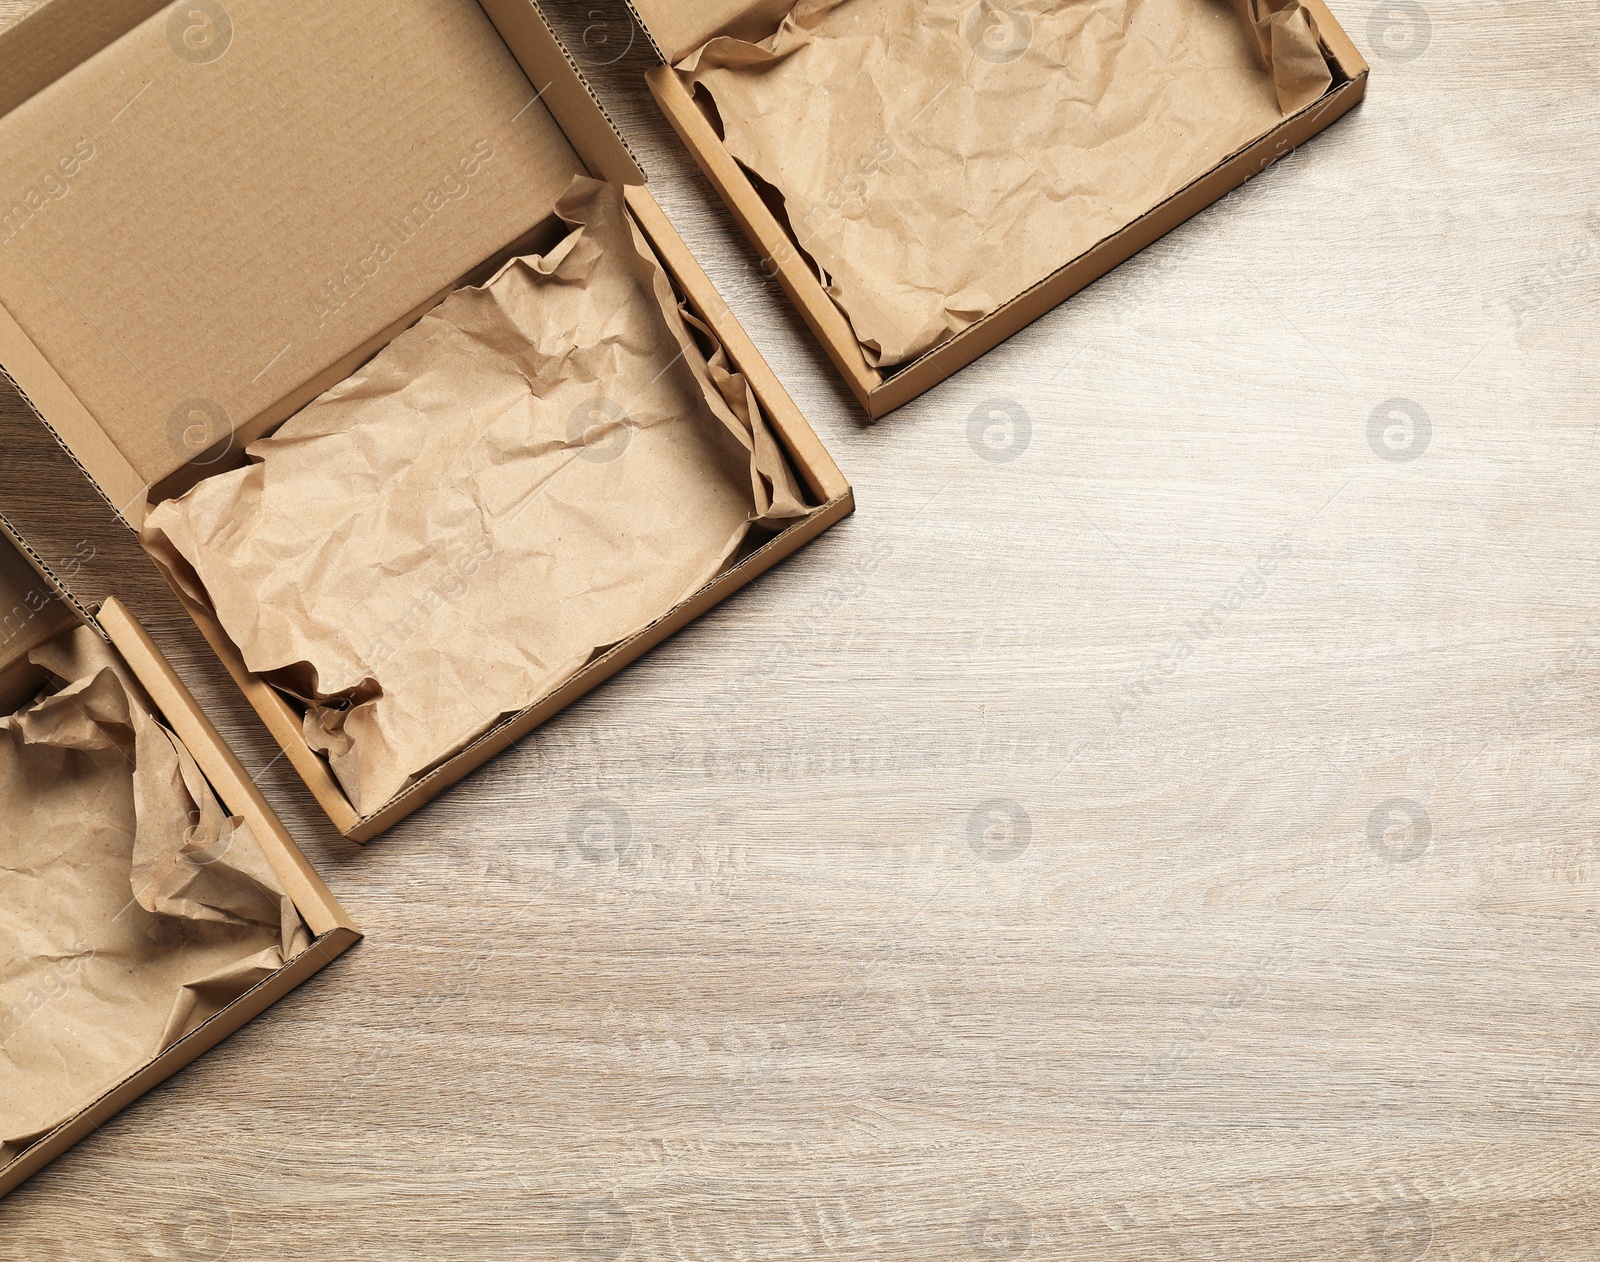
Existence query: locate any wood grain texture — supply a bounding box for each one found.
[1,1,1597,1258]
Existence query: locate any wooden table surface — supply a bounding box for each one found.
[2,2,1597,1258]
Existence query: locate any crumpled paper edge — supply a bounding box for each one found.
[0,626,311,1164]
[1230,0,1334,113]
[676,0,1336,367]
[678,0,1333,128]
[565,177,811,529]
[141,176,815,820]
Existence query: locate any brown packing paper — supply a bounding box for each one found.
[677,0,1333,368]
[143,177,811,818]
[1231,0,1333,112]
[0,625,309,1164]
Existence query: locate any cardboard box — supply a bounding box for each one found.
[0,513,359,1200]
[0,0,854,841]
[626,0,1370,418]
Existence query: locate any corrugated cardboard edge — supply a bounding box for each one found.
[0,509,100,634]
[645,0,1369,418]
[0,294,147,530]
[479,0,644,185]
[150,186,854,843]
[620,0,797,67]
[622,0,668,62]
[0,589,360,1200]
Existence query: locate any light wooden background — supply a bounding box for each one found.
[2,1,1597,1259]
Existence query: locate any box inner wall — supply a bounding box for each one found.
[0,0,588,490]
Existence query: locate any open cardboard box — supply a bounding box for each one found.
[0,0,854,842]
[0,513,358,1199]
[627,0,1371,419]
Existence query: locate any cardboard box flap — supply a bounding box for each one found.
[624,0,794,65]
[0,0,168,120]
[0,0,644,179]
[0,0,639,514]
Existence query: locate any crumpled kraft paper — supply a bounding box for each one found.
[144,177,811,818]
[678,0,1334,367]
[0,626,310,1165]
[1230,0,1334,112]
